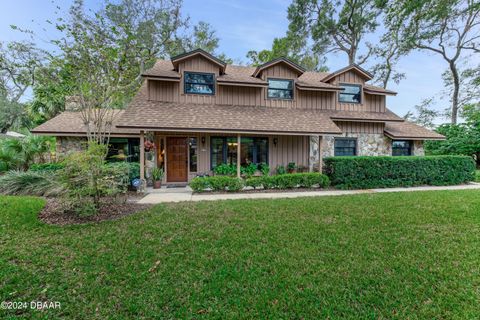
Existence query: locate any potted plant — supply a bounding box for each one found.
[151,167,164,189]
[287,162,296,173]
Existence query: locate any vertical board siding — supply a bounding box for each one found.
[148,62,386,113]
[335,121,385,134]
[269,135,309,169]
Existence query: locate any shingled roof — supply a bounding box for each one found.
[31,110,139,136]
[384,121,445,140]
[115,100,342,135]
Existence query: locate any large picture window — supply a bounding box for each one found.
[334,138,357,156]
[184,72,215,95]
[268,78,294,99]
[210,136,269,169]
[339,83,361,104]
[392,140,412,156]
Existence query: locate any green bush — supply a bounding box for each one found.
[245,177,263,189]
[213,164,237,176]
[324,156,476,189]
[476,170,480,182]
[195,173,330,192]
[259,162,270,176]
[105,162,140,185]
[241,163,258,177]
[190,177,211,192]
[276,165,286,175]
[30,162,65,172]
[189,176,244,192]
[0,170,64,196]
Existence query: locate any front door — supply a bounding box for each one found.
[166,137,188,182]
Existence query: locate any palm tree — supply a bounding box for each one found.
[1,135,51,170]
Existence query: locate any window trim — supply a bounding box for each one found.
[392,140,413,156]
[210,136,269,169]
[267,78,294,100]
[338,83,362,104]
[334,137,357,156]
[183,71,216,95]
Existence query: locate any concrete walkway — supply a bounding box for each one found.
[137,183,480,204]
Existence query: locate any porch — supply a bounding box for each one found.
[139,131,328,184]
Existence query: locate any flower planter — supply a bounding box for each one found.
[153,180,162,189]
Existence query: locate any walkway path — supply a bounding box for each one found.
[138,183,480,204]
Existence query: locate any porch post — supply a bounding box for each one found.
[237,134,241,178]
[140,130,145,181]
[318,135,323,173]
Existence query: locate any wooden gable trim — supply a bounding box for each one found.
[252,58,306,77]
[171,49,227,73]
[322,64,373,82]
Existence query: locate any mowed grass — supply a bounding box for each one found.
[1,191,480,319]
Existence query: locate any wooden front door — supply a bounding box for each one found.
[166,137,188,182]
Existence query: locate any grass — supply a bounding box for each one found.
[1,191,480,319]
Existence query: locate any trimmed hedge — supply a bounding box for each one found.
[190,176,244,192]
[324,155,476,189]
[190,173,330,193]
[246,173,330,190]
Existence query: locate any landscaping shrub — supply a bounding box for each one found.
[60,143,130,215]
[241,163,258,177]
[30,162,65,172]
[476,170,480,182]
[190,177,211,192]
[259,162,270,176]
[276,165,286,175]
[105,162,140,185]
[245,177,263,189]
[324,155,476,189]
[213,164,237,176]
[189,176,244,192]
[0,170,64,196]
[192,173,330,192]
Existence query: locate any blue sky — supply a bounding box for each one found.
[0,0,467,119]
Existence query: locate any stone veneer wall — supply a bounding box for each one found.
[56,136,86,159]
[413,140,425,156]
[321,133,392,158]
[316,133,425,159]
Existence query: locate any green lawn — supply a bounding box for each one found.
[1,191,480,319]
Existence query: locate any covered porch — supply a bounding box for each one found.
[139,131,331,184]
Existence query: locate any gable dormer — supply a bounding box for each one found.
[170,49,227,97]
[252,58,305,79]
[322,64,373,85]
[171,48,227,75]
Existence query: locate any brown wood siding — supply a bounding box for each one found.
[269,135,309,169]
[147,61,386,113]
[335,121,385,134]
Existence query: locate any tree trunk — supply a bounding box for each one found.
[449,62,460,124]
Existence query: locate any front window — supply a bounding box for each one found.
[189,137,198,172]
[184,72,215,95]
[211,136,269,169]
[334,138,357,156]
[107,138,139,162]
[268,78,294,99]
[392,140,412,156]
[339,83,361,104]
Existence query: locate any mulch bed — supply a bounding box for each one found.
[39,196,152,226]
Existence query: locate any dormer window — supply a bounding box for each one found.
[339,83,361,104]
[184,72,215,95]
[267,78,294,100]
